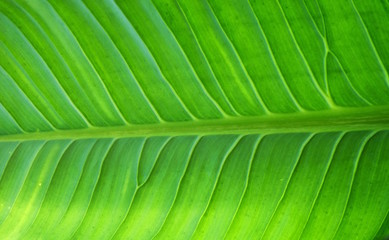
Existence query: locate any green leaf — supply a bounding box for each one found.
[0,0,388,239]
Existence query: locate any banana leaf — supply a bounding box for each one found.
[0,0,388,239]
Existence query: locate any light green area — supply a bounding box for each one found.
[0,0,388,239]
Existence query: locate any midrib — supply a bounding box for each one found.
[1,106,389,141]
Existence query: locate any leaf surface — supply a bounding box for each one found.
[0,0,389,239]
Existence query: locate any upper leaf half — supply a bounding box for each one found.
[0,0,388,137]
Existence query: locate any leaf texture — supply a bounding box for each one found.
[0,0,389,239]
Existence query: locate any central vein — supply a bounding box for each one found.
[1,106,389,141]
